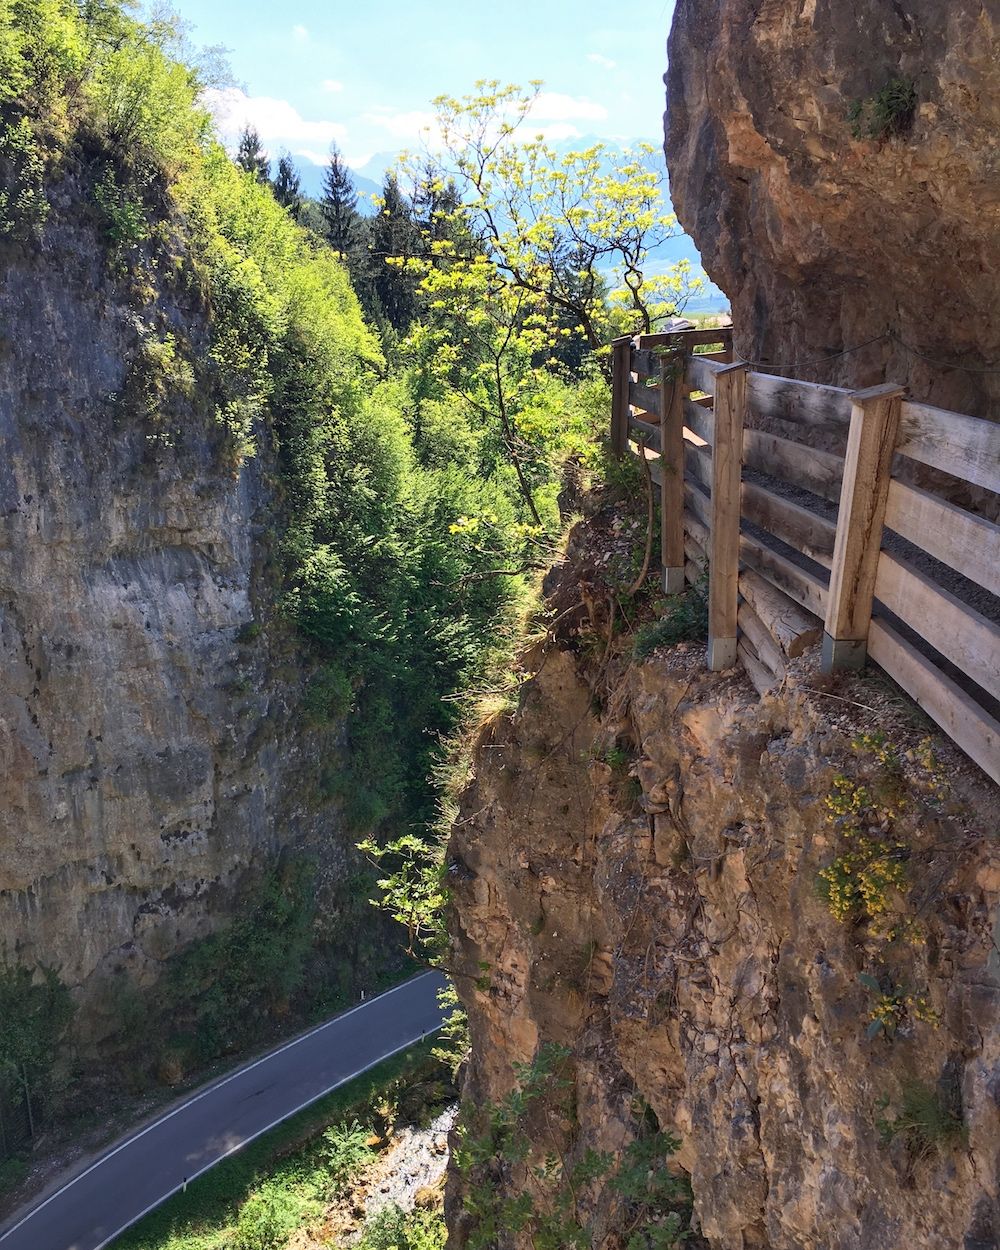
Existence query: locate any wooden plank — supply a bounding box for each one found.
[630,379,661,418]
[738,598,787,676]
[683,507,710,553]
[708,364,747,669]
[874,553,1000,704]
[742,429,844,503]
[629,416,661,449]
[738,638,782,695]
[698,350,731,363]
[739,567,822,658]
[897,401,1000,494]
[637,327,733,348]
[686,440,837,569]
[884,480,1000,599]
[683,398,713,445]
[611,341,630,457]
[868,617,1000,786]
[684,479,712,533]
[742,480,836,568]
[631,348,659,377]
[660,356,686,594]
[748,372,853,432]
[689,354,724,396]
[685,532,707,565]
[823,383,904,671]
[739,531,829,618]
[683,439,712,491]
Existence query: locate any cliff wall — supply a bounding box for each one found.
[665,1,1000,417]
[0,196,344,1040]
[447,510,1000,1249]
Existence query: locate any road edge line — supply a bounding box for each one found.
[0,970,440,1243]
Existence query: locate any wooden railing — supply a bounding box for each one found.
[611,327,1000,785]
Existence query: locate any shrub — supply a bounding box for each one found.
[633,576,709,658]
[848,78,917,141]
[876,1079,965,1160]
[232,1184,303,1250]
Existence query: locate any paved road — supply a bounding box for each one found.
[0,971,448,1250]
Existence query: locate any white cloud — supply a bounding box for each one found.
[292,24,309,41]
[529,91,608,123]
[202,87,347,151]
[322,78,344,93]
[523,122,582,142]
[586,52,617,70]
[361,108,438,143]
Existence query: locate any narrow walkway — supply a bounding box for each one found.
[0,971,448,1250]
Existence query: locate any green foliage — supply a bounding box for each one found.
[0,961,74,1084]
[455,1046,690,1250]
[875,1079,965,1160]
[231,1184,305,1250]
[848,78,917,140]
[322,1118,377,1197]
[0,114,48,238]
[633,577,709,659]
[159,862,316,1066]
[93,164,150,248]
[858,973,939,1040]
[358,1204,448,1250]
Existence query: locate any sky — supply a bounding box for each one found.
[168,0,677,173]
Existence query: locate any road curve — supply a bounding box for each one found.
[0,970,449,1250]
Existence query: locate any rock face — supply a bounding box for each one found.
[665,1,1000,418]
[0,202,342,1039]
[447,524,1000,1249]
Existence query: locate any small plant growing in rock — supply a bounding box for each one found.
[875,1079,965,1160]
[633,576,708,659]
[859,973,939,1039]
[816,733,921,942]
[847,77,917,140]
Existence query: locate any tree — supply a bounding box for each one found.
[368,173,421,334]
[322,142,359,257]
[235,125,269,182]
[415,81,701,346]
[271,150,301,217]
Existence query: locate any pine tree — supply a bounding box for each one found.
[236,126,270,182]
[272,151,302,218]
[321,144,359,257]
[368,174,420,334]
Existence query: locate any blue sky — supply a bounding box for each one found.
[171,0,677,171]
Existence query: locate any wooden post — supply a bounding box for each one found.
[707,363,748,670]
[822,382,905,672]
[659,351,685,594]
[610,340,631,458]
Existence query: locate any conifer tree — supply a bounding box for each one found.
[368,174,420,334]
[235,126,269,182]
[321,143,359,258]
[272,151,302,217]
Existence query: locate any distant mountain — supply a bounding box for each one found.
[295,156,381,211]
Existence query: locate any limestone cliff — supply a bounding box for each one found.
[0,193,350,1040]
[446,507,1000,1249]
[664,1,1000,417]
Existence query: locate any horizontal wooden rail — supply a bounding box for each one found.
[614,326,1000,785]
[897,401,1000,494]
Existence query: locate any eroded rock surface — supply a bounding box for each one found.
[0,207,342,1038]
[447,526,1000,1248]
[665,1,1000,417]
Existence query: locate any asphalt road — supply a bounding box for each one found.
[0,970,448,1250]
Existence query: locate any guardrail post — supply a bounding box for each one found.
[822,382,905,672]
[659,351,686,594]
[707,363,748,670]
[610,339,631,458]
